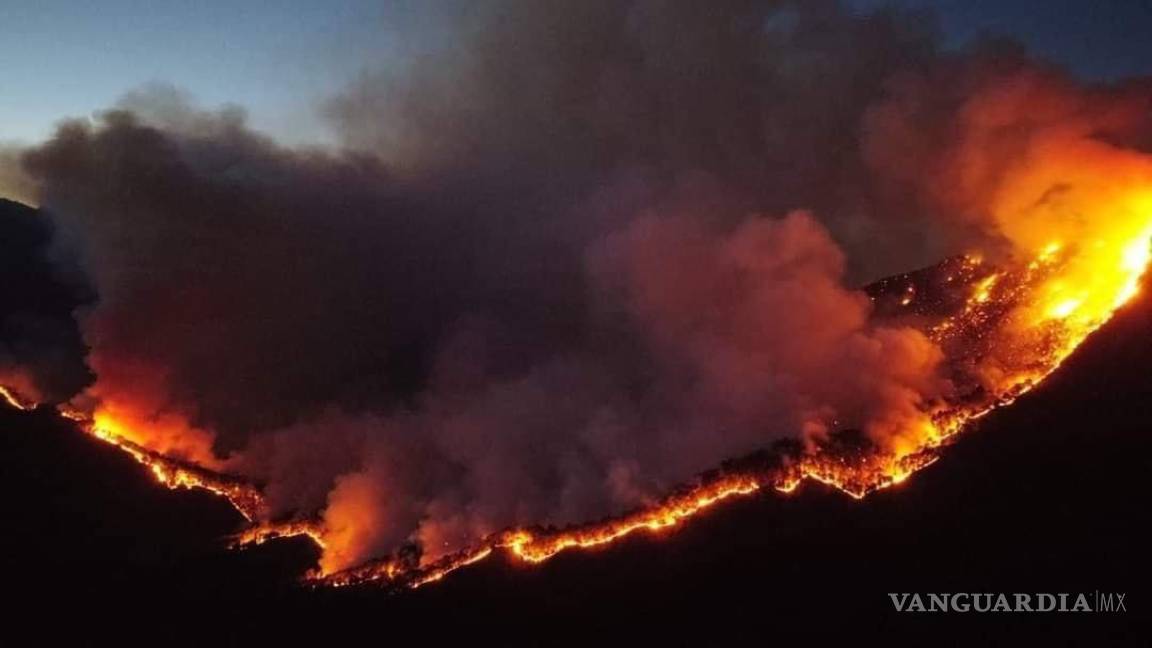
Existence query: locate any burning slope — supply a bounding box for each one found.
[298,216,1152,588]
[4,5,1152,593]
[7,109,1152,587]
[0,384,34,411]
[5,126,1151,590]
[9,199,1148,588]
[66,405,267,521]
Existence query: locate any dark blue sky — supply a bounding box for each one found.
[849,0,1152,80]
[2,0,1151,146]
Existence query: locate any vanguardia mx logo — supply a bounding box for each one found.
[888,592,1127,612]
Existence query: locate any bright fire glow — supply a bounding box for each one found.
[0,385,30,411]
[5,172,1151,591]
[311,184,1152,586]
[84,412,267,521]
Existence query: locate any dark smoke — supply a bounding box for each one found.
[0,198,93,403]
[329,0,955,280]
[4,0,1148,570]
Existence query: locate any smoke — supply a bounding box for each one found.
[0,198,93,404]
[0,145,37,207]
[861,42,1152,241]
[4,0,1151,571]
[861,45,1152,396]
[329,0,949,280]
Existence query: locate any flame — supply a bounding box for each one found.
[0,385,32,411]
[5,198,1150,589]
[6,197,1150,589]
[78,409,267,521]
[5,138,1151,590]
[306,179,1152,588]
[88,395,221,469]
[972,274,998,304]
[313,447,953,588]
[0,373,42,411]
[501,476,762,563]
[234,519,327,549]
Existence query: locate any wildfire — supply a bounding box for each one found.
[4,210,1150,589]
[4,172,1151,591]
[501,475,762,563]
[318,475,765,588]
[310,443,952,588]
[1,388,264,519]
[234,519,327,549]
[80,410,267,521]
[0,385,32,411]
[301,193,1152,588]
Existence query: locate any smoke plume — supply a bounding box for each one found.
[0,198,93,403]
[3,0,1151,572]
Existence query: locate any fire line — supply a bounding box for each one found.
[4,214,1151,590]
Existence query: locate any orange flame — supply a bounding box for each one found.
[6,141,1151,589]
[6,205,1149,589]
[308,195,1152,587]
[77,409,267,521]
[234,519,327,549]
[0,385,32,411]
[0,374,41,411]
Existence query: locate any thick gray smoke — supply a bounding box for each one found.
[329,0,957,280]
[5,0,1146,571]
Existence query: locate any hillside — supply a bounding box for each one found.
[2,259,1149,644]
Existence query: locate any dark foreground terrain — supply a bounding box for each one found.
[3,288,1151,645]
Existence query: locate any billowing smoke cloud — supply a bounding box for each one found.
[0,145,37,207]
[861,43,1152,244]
[0,198,93,404]
[4,0,1151,572]
[329,0,951,280]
